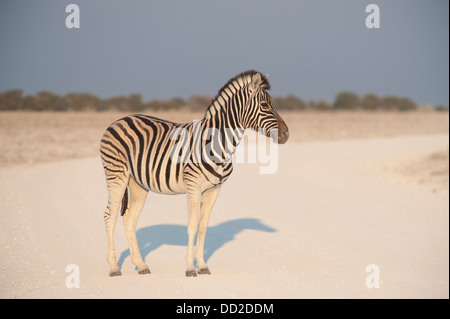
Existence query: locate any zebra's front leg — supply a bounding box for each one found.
[185,187,201,277]
[196,186,221,275]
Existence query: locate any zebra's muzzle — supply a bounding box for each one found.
[276,119,289,144]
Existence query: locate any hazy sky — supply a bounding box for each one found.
[0,0,448,106]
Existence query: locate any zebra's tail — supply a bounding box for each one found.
[120,187,129,216]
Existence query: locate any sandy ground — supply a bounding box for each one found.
[0,111,448,299]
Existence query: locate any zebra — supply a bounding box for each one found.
[100,70,289,277]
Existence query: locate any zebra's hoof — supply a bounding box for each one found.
[185,270,197,277]
[197,267,211,275]
[138,267,151,275]
[109,270,122,277]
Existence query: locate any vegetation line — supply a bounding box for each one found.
[0,89,447,112]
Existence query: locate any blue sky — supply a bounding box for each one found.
[0,0,448,106]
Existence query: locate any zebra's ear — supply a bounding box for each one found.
[249,73,262,92]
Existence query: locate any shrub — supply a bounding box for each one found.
[274,95,306,111]
[334,91,361,110]
[309,100,333,111]
[0,89,24,110]
[362,93,383,110]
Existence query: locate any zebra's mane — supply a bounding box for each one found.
[204,70,270,119]
[218,70,271,94]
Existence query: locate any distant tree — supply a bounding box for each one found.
[23,95,37,110]
[274,95,306,111]
[35,91,67,111]
[128,93,144,112]
[334,91,361,110]
[188,95,211,111]
[435,105,449,111]
[65,93,102,111]
[381,96,417,111]
[362,93,383,110]
[144,99,163,110]
[165,97,185,110]
[382,96,399,110]
[0,89,24,110]
[397,97,417,111]
[103,96,120,111]
[102,94,143,112]
[309,100,333,111]
[0,92,4,110]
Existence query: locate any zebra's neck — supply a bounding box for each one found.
[201,78,250,163]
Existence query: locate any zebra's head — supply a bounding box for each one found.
[242,72,289,144]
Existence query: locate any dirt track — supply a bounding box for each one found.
[0,134,448,298]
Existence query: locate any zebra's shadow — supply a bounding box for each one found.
[117,218,276,269]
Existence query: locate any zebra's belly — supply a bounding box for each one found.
[148,178,187,195]
[138,169,224,195]
[133,166,187,195]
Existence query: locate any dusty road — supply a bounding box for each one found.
[0,133,448,298]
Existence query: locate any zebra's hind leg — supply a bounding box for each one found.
[104,174,130,277]
[123,177,150,275]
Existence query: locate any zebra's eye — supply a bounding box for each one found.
[261,102,270,110]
